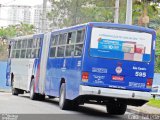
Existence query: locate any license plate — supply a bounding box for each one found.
[112,76,124,81]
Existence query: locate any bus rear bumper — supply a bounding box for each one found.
[79,85,152,101]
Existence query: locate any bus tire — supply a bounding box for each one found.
[18,89,24,94]
[59,83,71,110]
[106,102,127,115]
[12,88,18,96]
[38,94,45,101]
[71,101,79,110]
[30,80,38,100]
[11,75,18,96]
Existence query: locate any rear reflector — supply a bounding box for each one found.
[146,78,153,88]
[82,72,89,82]
[112,76,124,81]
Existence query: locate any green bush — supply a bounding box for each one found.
[155,32,160,73]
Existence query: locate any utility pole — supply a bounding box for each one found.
[125,0,133,25]
[114,0,119,23]
[41,0,47,33]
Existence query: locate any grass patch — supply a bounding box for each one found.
[147,99,160,108]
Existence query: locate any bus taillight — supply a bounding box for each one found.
[82,72,89,82]
[146,78,153,88]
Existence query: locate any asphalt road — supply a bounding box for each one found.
[0,92,148,120]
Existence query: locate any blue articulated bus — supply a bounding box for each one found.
[7,22,156,115]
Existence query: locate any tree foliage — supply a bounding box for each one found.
[0,23,35,60]
[133,0,159,25]
[48,0,160,28]
[155,30,160,73]
[0,23,35,39]
[48,0,115,28]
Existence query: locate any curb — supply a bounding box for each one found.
[127,108,160,120]
[0,89,11,93]
[127,106,160,115]
[127,108,146,115]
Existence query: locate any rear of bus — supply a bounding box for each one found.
[79,23,155,112]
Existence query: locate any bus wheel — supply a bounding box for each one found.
[11,77,18,96]
[12,88,18,96]
[30,80,37,100]
[38,94,45,101]
[106,102,127,115]
[59,83,71,110]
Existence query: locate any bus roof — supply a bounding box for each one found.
[11,35,33,40]
[51,23,87,34]
[51,22,155,35]
[10,22,156,40]
[10,33,44,41]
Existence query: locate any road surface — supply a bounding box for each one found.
[0,92,150,120]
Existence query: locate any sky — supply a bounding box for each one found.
[0,0,43,6]
[0,0,43,27]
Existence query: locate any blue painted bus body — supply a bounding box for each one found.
[44,22,156,100]
[82,23,155,92]
[45,25,86,99]
[32,34,44,93]
[45,57,82,99]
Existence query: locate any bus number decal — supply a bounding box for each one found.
[135,72,146,77]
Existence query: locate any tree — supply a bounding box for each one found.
[119,0,127,24]
[16,23,35,36]
[133,0,160,26]
[48,0,115,28]
[0,23,35,60]
[48,0,160,28]
[0,23,35,39]
[133,1,160,73]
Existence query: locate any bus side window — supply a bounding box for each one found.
[12,50,16,58]
[27,39,33,48]
[51,35,58,46]
[13,41,17,49]
[31,38,39,58]
[32,49,39,58]
[50,47,56,57]
[75,44,83,56]
[26,49,32,58]
[67,32,76,44]
[32,39,37,48]
[14,40,21,58]
[15,50,20,58]
[57,46,65,57]
[22,40,27,48]
[58,33,67,45]
[21,40,27,58]
[50,35,58,58]
[76,30,85,43]
[37,38,41,58]
[66,45,74,57]
[21,49,26,58]
[17,40,22,49]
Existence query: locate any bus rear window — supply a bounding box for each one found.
[90,27,152,62]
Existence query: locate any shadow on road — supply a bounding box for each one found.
[76,105,122,119]
[44,98,123,119]
[18,95,125,119]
